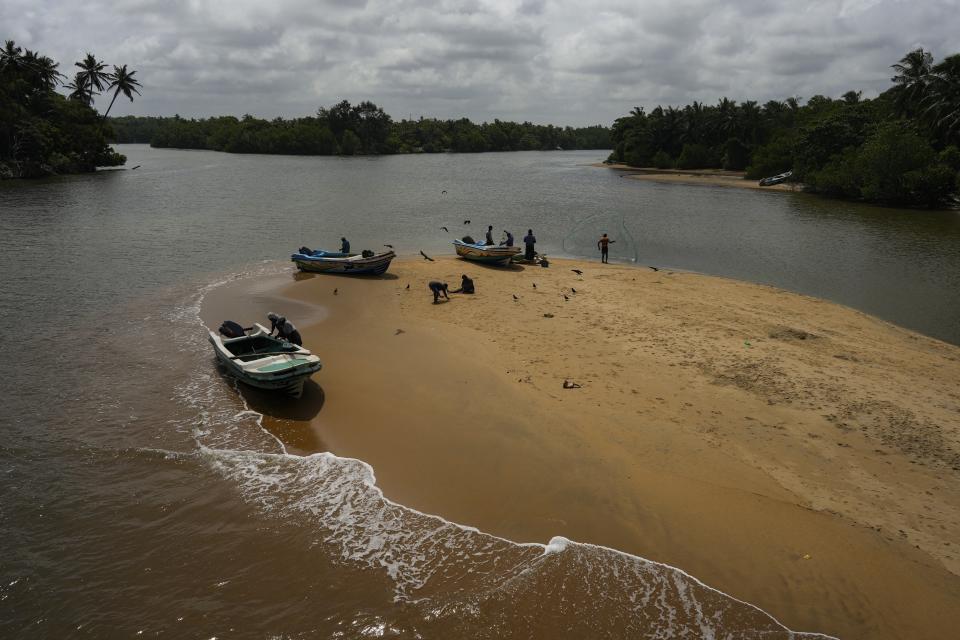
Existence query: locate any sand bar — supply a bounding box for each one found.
[595,163,803,191]
[209,256,960,639]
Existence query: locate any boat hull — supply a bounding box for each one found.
[291,250,395,275]
[208,324,322,398]
[453,240,521,266]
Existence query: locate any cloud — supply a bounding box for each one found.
[3,0,958,125]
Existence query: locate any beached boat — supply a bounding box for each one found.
[759,170,793,187]
[291,248,396,275]
[208,322,322,398]
[453,239,522,266]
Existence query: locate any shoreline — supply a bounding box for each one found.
[201,256,960,640]
[594,162,804,191]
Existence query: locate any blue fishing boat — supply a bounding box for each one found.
[453,239,521,266]
[291,248,396,275]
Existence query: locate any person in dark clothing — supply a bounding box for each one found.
[500,230,514,247]
[485,225,494,245]
[340,237,350,254]
[267,312,283,336]
[451,274,475,294]
[278,318,303,346]
[428,281,450,303]
[523,229,536,260]
[598,233,615,263]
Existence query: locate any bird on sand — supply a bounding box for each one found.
[334,288,338,295]
[532,283,537,289]
[463,220,471,225]
[563,294,569,301]
[384,244,394,248]
[441,226,449,232]
[405,283,410,289]
[649,266,659,272]
[571,269,583,276]
[563,380,582,389]
[420,250,434,261]
[571,287,577,294]
[512,294,519,301]
[395,329,405,335]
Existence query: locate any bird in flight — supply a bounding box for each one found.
[395,328,405,335]
[463,220,471,225]
[441,226,449,232]
[420,250,434,261]
[384,244,394,248]
[649,266,659,272]
[571,269,583,276]
[441,190,447,194]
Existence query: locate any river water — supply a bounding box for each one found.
[2,145,957,638]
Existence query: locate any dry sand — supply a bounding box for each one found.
[596,163,803,191]
[232,257,959,639]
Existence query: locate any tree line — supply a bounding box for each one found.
[109,101,612,155]
[607,49,960,207]
[0,41,141,178]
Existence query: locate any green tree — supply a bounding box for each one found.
[101,64,141,119]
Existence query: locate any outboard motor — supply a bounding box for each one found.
[218,320,247,339]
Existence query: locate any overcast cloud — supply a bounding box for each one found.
[3,0,958,125]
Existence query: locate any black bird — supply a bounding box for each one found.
[649,266,659,272]
[405,284,410,289]
[395,329,405,335]
[334,288,338,295]
[131,165,141,170]
[420,250,434,261]
[571,287,577,294]
[441,226,449,232]
[563,380,582,389]
[563,294,569,301]
[532,283,537,289]
[384,244,394,248]
[441,190,447,194]
[571,269,583,276]
[463,220,471,225]
[512,294,519,301]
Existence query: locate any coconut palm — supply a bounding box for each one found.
[20,49,63,91]
[74,53,110,106]
[1,40,22,72]
[891,48,933,116]
[923,54,960,144]
[64,72,90,102]
[101,64,141,119]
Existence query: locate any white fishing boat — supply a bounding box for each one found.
[291,248,396,275]
[453,239,522,266]
[208,322,322,398]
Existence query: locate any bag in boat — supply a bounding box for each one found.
[298,246,313,256]
[361,249,374,258]
[461,235,475,244]
[218,320,247,338]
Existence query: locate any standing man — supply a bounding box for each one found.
[523,229,536,261]
[340,237,351,254]
[485,225,495,245]
[597,233,615,263]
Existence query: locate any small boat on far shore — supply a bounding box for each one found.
[453,239,522,266]
[759,170,793,187]
[208,322,322,398]
[291,248,396,275]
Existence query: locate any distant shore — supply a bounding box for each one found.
[595,162,803,191]
[204,256,960,640]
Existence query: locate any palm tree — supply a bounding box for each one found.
[923,54,960,145]
[74,53,110,106]
[64,72,90,102]
[1,40,22,72]
[891,48,933,116]
[101,64,142,119]
[19,49,63,91]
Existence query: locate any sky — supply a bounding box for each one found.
[3,0,958,126]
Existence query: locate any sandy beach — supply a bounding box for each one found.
[207,256,960,639]
[596,163,803,191]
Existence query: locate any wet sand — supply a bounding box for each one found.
[210,257,960,639]
[595,163,802,191]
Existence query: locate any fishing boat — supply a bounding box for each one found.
[208,322,322,398]
[291,248,396,275]
[759,170,793,186]
[453,239,522,266]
